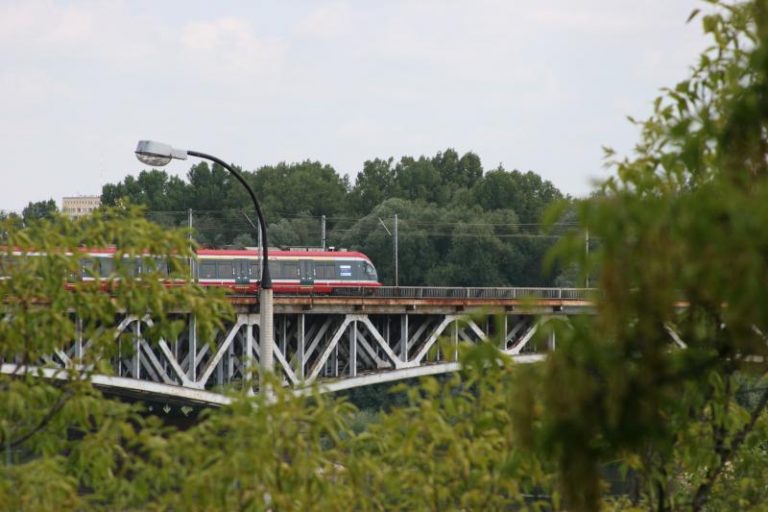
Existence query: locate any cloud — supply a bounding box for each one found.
[0,1,152,59]
[0,0,287,110]
[0,68,72,114]
[180,17,285,79]
[0,0,94,48]
[296,2,355,39]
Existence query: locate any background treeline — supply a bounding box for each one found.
[94,149,573,286]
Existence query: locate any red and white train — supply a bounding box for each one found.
[195,248,380,293]
[52,247,380,294]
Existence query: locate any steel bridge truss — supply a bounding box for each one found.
[32,310,554,398]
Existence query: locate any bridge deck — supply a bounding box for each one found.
[231,286,596,314]
[7,287,596,408]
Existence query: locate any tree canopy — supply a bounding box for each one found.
[101,150,567,287]
[522,1,768,509]
[21,199,57,225]
[0,207,231,510]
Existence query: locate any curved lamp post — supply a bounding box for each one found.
[134,140,274,387]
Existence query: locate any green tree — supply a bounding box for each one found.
[349,149,485,215]
[252,161,349,218]
[21,199,57,224]
[269,215,323,247]
[393,156,444,204]
[348,157,396,214]
[187,162,237,211]
[518,2,768,509]
[472,167,562,224]
[457,150,484,188]
[100,150,562,283]
[101,170,188,211]
[432,148,483,191]
[339,345,550,510]
[0,207,231,510]
[337,199,555,286]
[421,208,523,286]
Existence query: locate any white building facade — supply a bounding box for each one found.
[62,196,101,218]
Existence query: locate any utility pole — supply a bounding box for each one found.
[321,214,326,250]
[241,211,262,278]
[585,228,589,288]
[188,208,194,279]
[394,213,399,287]
[377,215,400,286]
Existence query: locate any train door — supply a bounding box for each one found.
[300,260,314,286]
[234,259,250,284]
[249,259,261,282]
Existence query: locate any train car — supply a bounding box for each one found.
[196,248,380,293]
[2,247,380,294]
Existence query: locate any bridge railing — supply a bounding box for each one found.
[332,286,596,300]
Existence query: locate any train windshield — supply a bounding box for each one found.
[363,261,378,281]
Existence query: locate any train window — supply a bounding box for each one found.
[0,256,17,276]
[218,261,234,278]
[149,258,168,276]
[136,257,159,275]
[117,259,141,277]
[134,259,144,276]
[99,257,114,277]
[363,262,377,280]
[249,261,260,278]
[315,263,335,279]
[80,258,96,278]
[279,262,299,279]
[199,262,217,279]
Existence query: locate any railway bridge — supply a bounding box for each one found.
[1,287,594,408]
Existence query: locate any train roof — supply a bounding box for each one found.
[195,248,371,259]
[3,246,372,260]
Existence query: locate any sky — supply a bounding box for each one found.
[0,0,710,213]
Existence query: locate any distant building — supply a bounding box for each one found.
[62,196,101,218]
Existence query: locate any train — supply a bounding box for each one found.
[46,247,381,294]
[195,248,380,293]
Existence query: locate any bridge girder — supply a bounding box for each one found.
[4,290,591,406]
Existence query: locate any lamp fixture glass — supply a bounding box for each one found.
[135,153,173,166]
[134,140,188,167]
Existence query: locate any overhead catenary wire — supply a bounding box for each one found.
[144,209,580,230]
[149,221,576,239]
[141,209,587,250]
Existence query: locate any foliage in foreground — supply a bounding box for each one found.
[530,1,768,510]
[140,345,553,511]
[0,208,232,510]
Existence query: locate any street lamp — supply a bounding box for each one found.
[134,140,274,387]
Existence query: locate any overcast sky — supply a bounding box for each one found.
[1,0,709,213]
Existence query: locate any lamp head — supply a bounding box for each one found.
[135,140,188,167]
